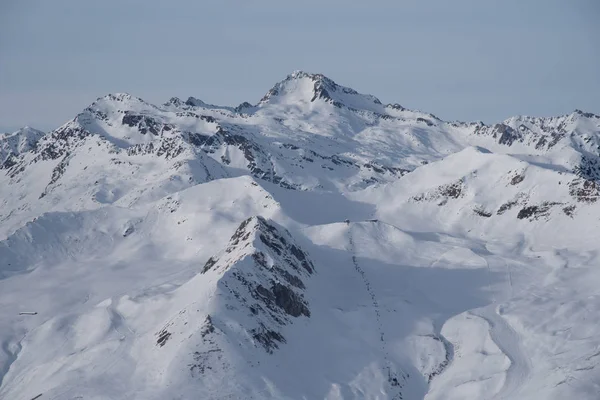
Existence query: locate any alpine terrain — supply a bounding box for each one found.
[1,71,600,399]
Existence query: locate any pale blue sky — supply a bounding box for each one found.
[1,0,598,132]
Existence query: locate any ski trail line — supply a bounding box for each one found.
[347,225,406,399]
[470,304,532,400]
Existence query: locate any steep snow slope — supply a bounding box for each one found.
[1,71,599,399]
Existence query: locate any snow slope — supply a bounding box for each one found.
[1,71,600,399]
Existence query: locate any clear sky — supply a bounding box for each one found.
[1,0,598,132]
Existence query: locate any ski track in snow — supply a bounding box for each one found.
[470,305,532,400]
[347,224,405,399]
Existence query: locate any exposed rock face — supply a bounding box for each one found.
[569,179,600,203]
[517,202,563,221]
[201,216,314,353]
[411,179,465,205]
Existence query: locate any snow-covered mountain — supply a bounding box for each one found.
[0,126,45,169]
[1,71,600,399]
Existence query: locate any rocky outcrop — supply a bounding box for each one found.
[201,216,314,353]
[411,179,465,205]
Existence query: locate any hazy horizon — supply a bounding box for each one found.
[1,0,599,132]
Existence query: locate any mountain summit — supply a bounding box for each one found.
[258,70,385,113]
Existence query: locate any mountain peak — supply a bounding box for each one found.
[83,93,154,117]
[97,92,145,104]
[184,97,208,107]
[202,216,315,277]
[7,126,42,134]
[287,70,338,87]
[164,96,235,112]
[259,70,384,113]
[0,126,45,167]
[197,216,314,353]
